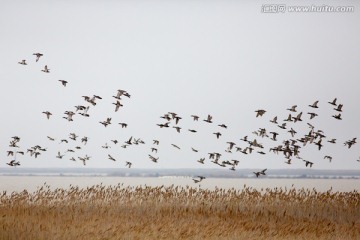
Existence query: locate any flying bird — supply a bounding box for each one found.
[113,101,123,112]
[328,98,337,106]
[309,101,319,108]
[191,115,199,121]
[287,105,297,112]
[255,109,266,117]
[334,104,343,112]
[332,114,342,120]
[108,154,116,161]
[171,144,180,150]
[18,59,27,65]
[42,111,52,119]
[33,53,43,62]
[58,80,68,87]
[203,115,213,123]
[41,65,50,73]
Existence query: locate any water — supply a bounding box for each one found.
[0,176,359,193]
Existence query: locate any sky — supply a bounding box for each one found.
[1,0,360,170]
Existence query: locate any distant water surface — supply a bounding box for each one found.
[0,176,359,193]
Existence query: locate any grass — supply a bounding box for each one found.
[0,183,359,239]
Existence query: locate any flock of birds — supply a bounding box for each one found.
[6,53,360,183]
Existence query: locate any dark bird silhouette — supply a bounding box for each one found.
[253,169,267,177]
[191,147,199,152]
[18,59,27,65]
[203,115,213,123]
[284,114,293,122]
[328,98,337,106]
[197,158,205,164]
[173,126,181,133]
[148,154,159,163]
[47,136,55,141]
[192,176,206,183]
[213,132,222,139]
[58,80,68,87]
[315,139,323,150]
[334,104,343,112]
[303,160,313,168]
[344,138,357,148]
[113,101,123,112]
[287,105,297,112]
[332,114,342,120]
[270,132,279,141]
[108,154,116,161]
[125,137,133,145]
[270,116,278,124]
[324,155,332,162]
[309,100,319,108]
[227,142,236,150]
[63,111,75,121]
[100,118,112,127]
[6,160,20,167]
[255,109,266,117]
[171,144,180,150]
[42,111,52,119]
[41,65,50,73]
[307,112,318,120]
[33,53,43,62]
[293,112,303,122]
[191,115,199,121]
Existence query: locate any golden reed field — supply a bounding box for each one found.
[0,183,359,240]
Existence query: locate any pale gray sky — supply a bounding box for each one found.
[1,0,360,169]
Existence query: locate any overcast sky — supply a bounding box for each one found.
[1,0,360,170]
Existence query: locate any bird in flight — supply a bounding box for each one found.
[63,111,75,121]
[6,160,20,167]
[324,156,332,162]
[18,59,27,65]
[113,100,123,112]
[303,160,313,168]
[125,161,132,168]
[270,116,278,124]
[328,98,337,106]
[41,65,50,73]
[334,104,343,112]
[287,105,297,112]
[203,114,213,123]
[197,158,205,164]
[171,144,180,150]
[309,100,319,108]
[58,80,68,87]
[332,113,342,120]
[42,111,52,119]
[33,53,43,62]
[213,132,222,139]
[192,176,206,183]
[148,154,159,163]
[253,169,267,177]
[255,109,266,117]
[108,154,116,161]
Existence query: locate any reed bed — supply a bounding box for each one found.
[0,183,359,239]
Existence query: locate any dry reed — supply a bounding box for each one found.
[0,183,359,239]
